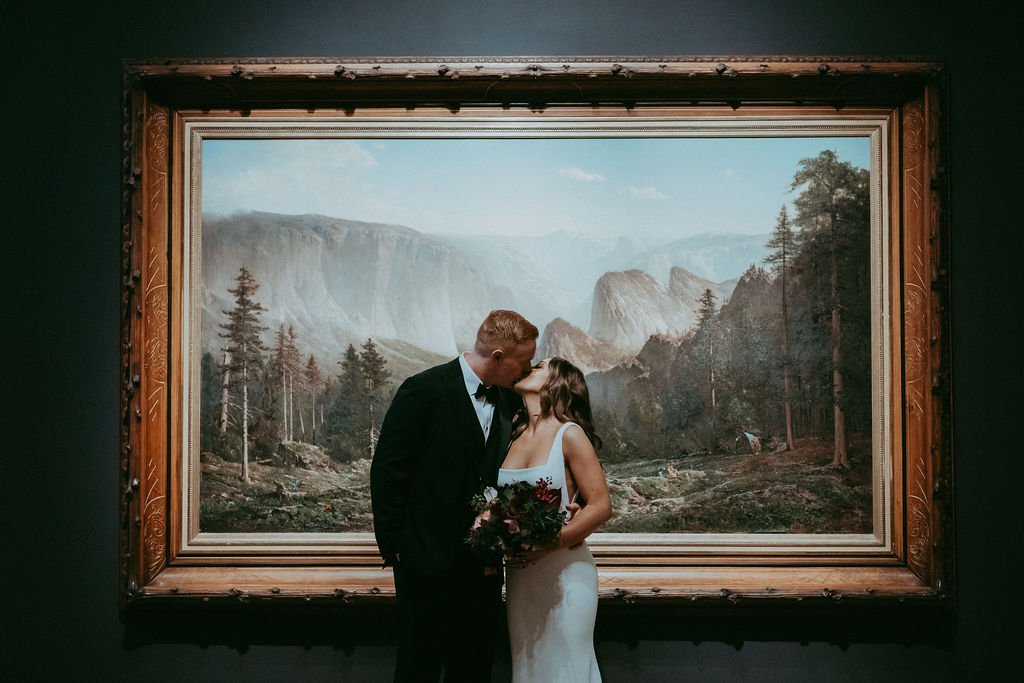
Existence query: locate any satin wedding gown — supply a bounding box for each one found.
[498,422,602,683]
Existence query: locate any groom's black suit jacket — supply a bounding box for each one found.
[371,358,520,575]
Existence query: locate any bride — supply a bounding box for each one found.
[499,357,612,682]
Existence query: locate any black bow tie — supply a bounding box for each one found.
[474,383,500,403]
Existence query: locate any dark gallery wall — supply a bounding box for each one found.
[8,1,1019,680]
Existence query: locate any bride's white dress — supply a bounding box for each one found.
[498,422,602,683]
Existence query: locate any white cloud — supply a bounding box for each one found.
[558,167,606,182]
[627,186,666,200]
[722,169,735,177]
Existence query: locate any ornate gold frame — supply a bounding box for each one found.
[120,56,951,610]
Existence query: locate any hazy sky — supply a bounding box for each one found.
[202,136,870,240]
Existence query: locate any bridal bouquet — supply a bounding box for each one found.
[466,478,567,561]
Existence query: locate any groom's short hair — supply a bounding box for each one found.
[475,309,538,351]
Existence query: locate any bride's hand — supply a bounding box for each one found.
[506,530,581,568]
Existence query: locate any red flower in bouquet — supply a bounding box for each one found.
[466,478,567,561]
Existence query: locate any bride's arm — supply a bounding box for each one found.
[509,424,611,566]
[556,425,612,548]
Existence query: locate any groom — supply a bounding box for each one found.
[371,309,539,682]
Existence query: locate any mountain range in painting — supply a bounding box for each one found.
[200,210,768,377]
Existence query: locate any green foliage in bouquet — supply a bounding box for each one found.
[466,478,567,560]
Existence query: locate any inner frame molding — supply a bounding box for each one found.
[120,56,950,609]
[178,114,891,558]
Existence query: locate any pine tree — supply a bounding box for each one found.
[218,266,268,483]
[199,351,223,447]
[269,325,289,442]
[696,288,719,445]
[218,349,232,435]
[764,205,798,450]
[284,326,302,442]
[359,338,391,457]
[304,354,324,442]
[323,344,364,462]
[790,150,866,468]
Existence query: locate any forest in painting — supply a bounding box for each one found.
[198,137,874,536]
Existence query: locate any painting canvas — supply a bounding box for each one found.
[192,128,878,540]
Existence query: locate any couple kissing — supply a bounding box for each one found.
[371,309,611,682]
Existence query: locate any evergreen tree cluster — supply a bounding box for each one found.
[199,266,393,481]
[597,151,872,467]
[322,338,392,463]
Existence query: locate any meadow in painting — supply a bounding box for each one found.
[195,133,875,536]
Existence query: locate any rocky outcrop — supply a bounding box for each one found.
[276,441,336,470]
[589,270,687,351]
[537,317,630,374]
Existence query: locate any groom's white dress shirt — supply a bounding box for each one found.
[459,353,495,441]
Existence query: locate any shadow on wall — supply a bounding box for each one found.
[122,601,955,652]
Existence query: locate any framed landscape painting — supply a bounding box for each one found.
[120,56,951,608]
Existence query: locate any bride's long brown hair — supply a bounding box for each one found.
[513,357,602,450]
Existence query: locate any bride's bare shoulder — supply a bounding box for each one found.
[560,423,595,454]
